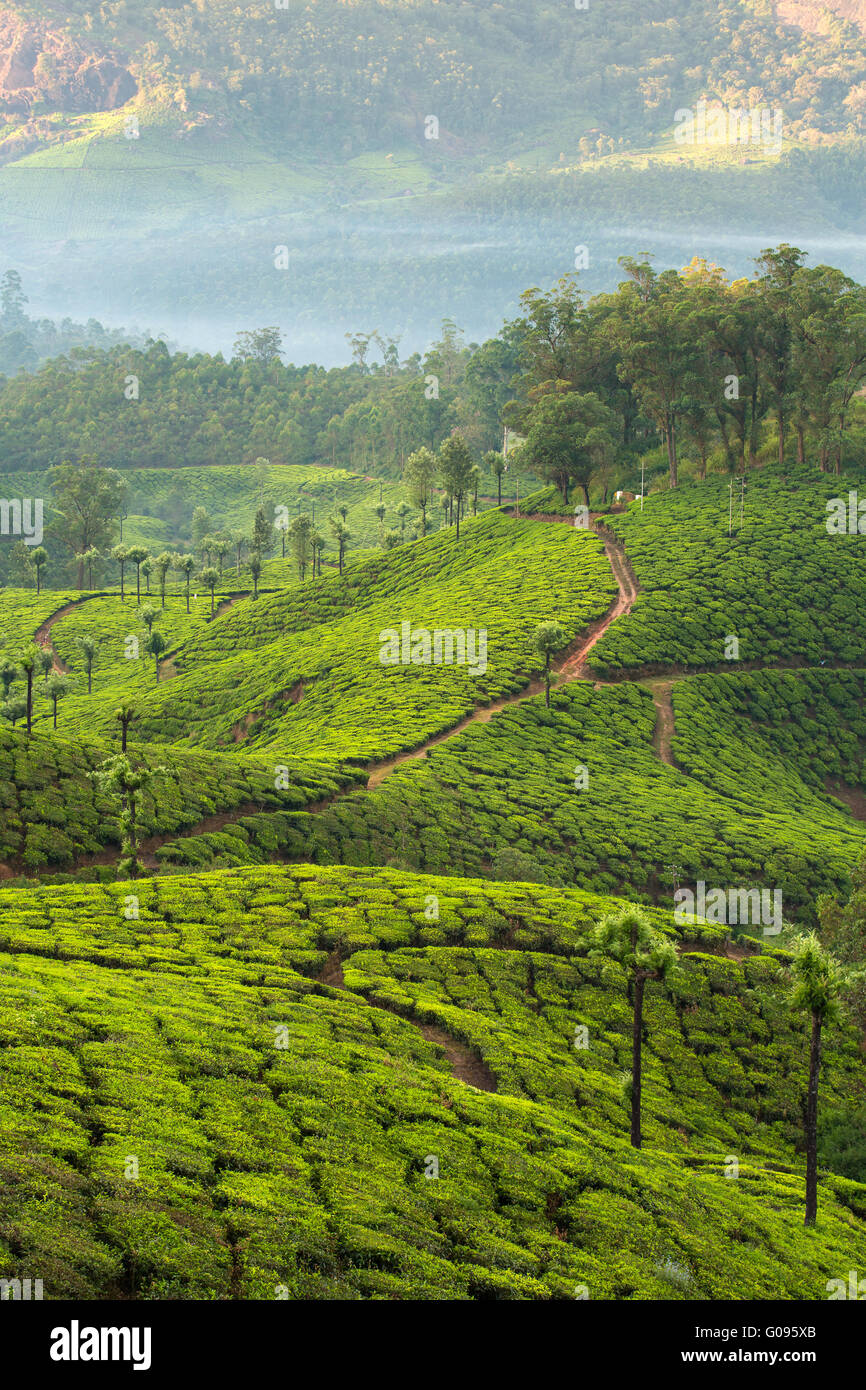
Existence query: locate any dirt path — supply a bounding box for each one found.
[366,524,639,790]
[646,680,677,768]
[34,594,107,673]
[316,952,497,1091]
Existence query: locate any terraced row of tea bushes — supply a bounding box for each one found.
[344,943,862,1159]
[0,726,362,872]
[591,472,866,676]
[239,680,866,921]
[0,864,688,969]
[121,512,615,760]
[40,591,246,733]
[0,865,863,1299]
[669,669,866,815]
[0,589,81,663]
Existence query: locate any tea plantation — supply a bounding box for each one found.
[591,471,866,676]
[2,473,865,1301]
[1,865,864,1300]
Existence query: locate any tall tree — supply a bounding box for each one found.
[89,754,165,879]
[534,621,566,707]
[437,434,475,539]
[49,461,126,589]
[126,545,149,604]
[30,546,48,594]
[18,645,38,734]
[404,446,437,536]
[521,389,616,504]
[591,906,678,1148]
[791,935,847,1226]
[76,635,97,695]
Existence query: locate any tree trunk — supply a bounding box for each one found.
[128,793,139,880]
[666,423,678,490]
[804,1011,821,1226]
[797,426,805,466]
[631,974,646,1148]
[778,410,785,468]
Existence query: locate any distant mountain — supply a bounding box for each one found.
[1,0,866,164]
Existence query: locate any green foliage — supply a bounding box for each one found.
[0,863,863,1299]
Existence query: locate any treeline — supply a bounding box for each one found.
[507,245,866,499]
[0,319,514,475]
[4,245,866,503]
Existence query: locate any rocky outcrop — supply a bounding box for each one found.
[0,11,137,114]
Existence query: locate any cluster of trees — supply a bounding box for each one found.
[507,245,866,499]
[1,644,71,732]
[0,319,510,476]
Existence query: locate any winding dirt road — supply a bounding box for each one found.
[367,522,643,790]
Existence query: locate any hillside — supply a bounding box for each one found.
[2,864,864,1300]
[2,442,866,1308]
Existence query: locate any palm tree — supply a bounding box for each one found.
[76,635,97,695]
[534,621,567,707]
[126,545,149,604]
[145,629,169,682]
[791,935,847,1225]
[176,554,196,614]
[18,645,38,734]
[31,546,48,594]
[592,907,678,1148]
[111,545,129,601]
[199,566,219,617]
[45,672,72,728]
